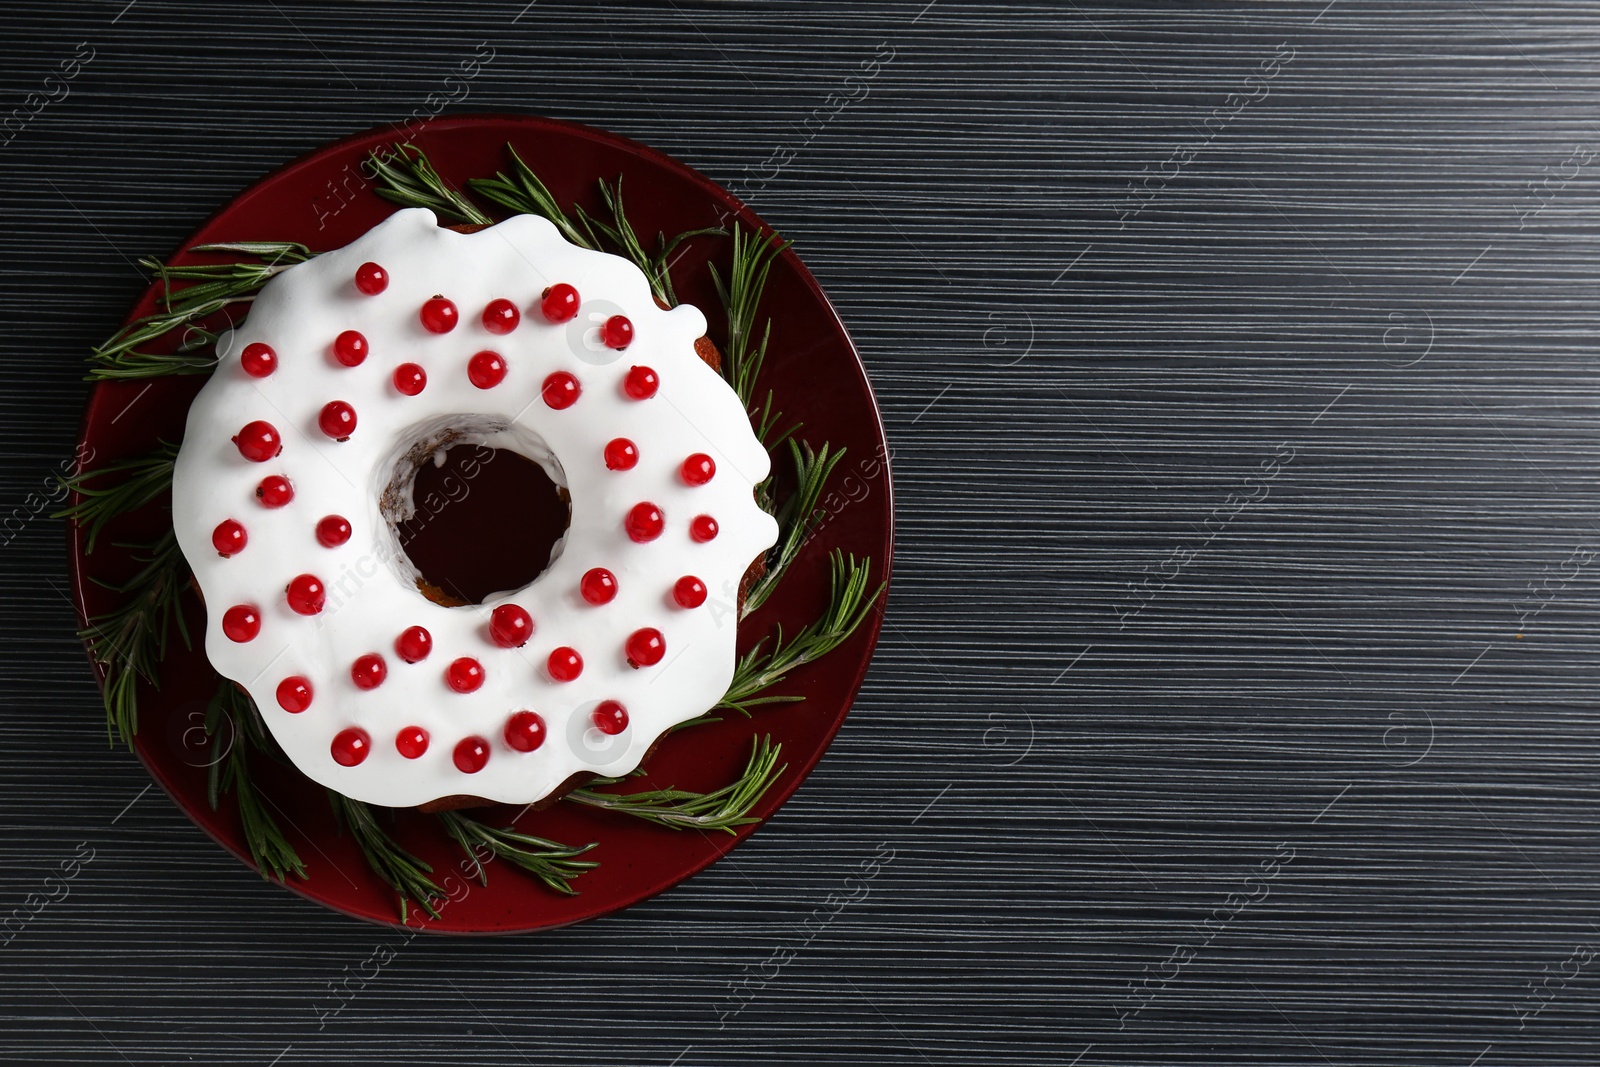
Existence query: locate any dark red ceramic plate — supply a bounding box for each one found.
[66,115,893,933]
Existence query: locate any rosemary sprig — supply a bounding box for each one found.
[744,440,848,615]
[750,390,800,517]
[751,390,796,452]
[574,176,723,306]
[205,682,306,882]
[54,441,177,552]
[328,791,447,922]
[467,149,722,305]
[467,143,594,248]
[434,811,597,896]
[722,550,883,715]
[568,737,785,834]
[90,243,311,380]
[652,222,728,307]
[79,529,191,746]
[366,144,492,226]
[710,223,791,407]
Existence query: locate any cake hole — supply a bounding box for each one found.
[397,445,570,606]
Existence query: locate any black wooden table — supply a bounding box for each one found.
[3,2,1598,1063]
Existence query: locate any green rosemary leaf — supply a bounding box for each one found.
[659,223,728,262]
[599,178,656,289]
[175,327,219,353]
[706,222,793,494]
[591,178,631,236]
[744,320,773,409]
[484,162,721,306]
[465,144,722,307]
[722,550,883,715]
[591,175,703,305]
[206,683,307,882]
[188,240,312,259]
[437,814,493,887]
[750,390,796,452]
[53,441,177,553]
[231,770,307,883]
[743,440,848,615]
[230,683,277,754]
[150,243,311,279]
[366,144,492,226]
[568,737,785,834]
[750,390,798,516]
[709,223,791,407]
[99,669,140,752]
[329,791,448,922]
[89,245,311,380]
[656,227,725,307]
[466,144,593,247]
[570,202,614,255]
[433,812,598,896]
[85,351,220,380]
[78,529,191,746]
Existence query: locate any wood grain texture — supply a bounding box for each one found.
[3,0,1600,1062]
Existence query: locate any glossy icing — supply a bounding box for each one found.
[171,208,777,807]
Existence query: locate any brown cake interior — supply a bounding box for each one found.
[397,445,570,608]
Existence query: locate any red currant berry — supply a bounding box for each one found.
[673,576,707,608]
[333,329,368,367]
[355,261,388,295]
[396,625,432,663]
[453,736,491,773]
[316,514,351,547]
[222,604,260,642]
[626,627,666,668]
[319,401,356,440]
[593,699,629,735]
[233,420,281,462]
[240,342,277,377]
[540,283,580,322]
[489,604,533,648]
[286,573,326,615]
[482,298,520,334]
[580,567,617,605]
[256,475,293,508]
[681,453,716,485]
[601,314,634,350]
[277,676,313,713]
[623,365,659,400]
[547,647,583,682]
[331,727,371,767]
[351,653,386,690]
[504,710,546,752]
[420,296,458,333]
[625,502,664,543]
[690,515,719,543]
[468,350,507,389]
[542,371,580,409]
[395,726,429,759]
[212,519,246,557]
[604,438,638,471]
[394,363,427,395]
[447,657,485,693]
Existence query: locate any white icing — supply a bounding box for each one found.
[171,208,777,808]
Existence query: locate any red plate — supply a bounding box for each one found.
[66,115,893,933]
